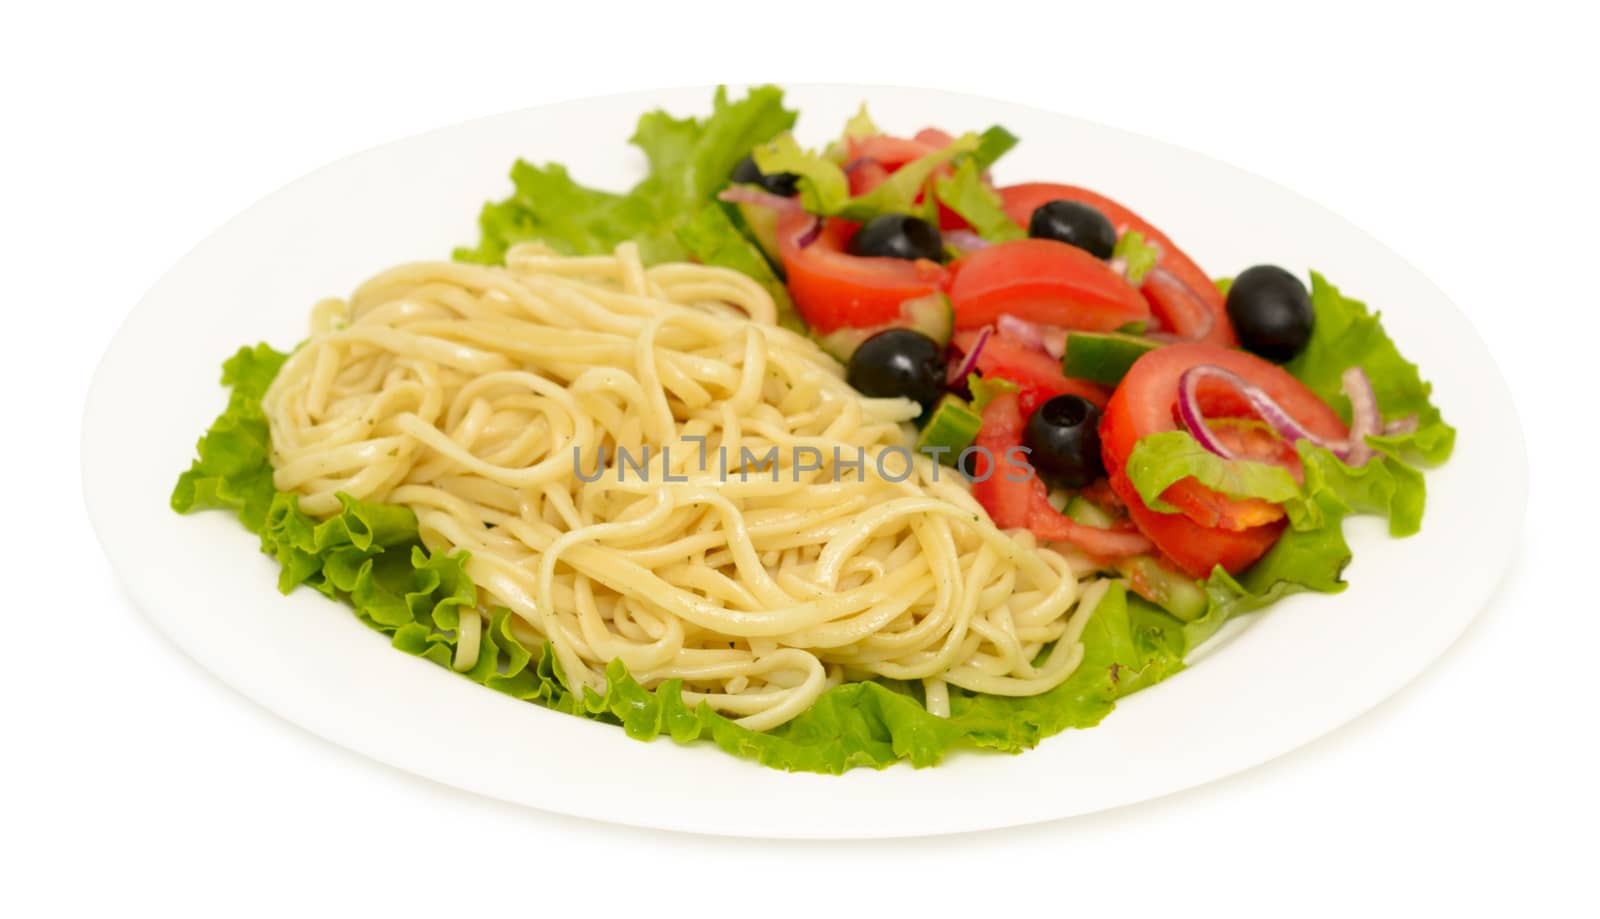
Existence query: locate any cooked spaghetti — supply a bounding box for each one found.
[261,241,1099,730]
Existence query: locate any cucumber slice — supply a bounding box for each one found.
[1061,332,1162,385]
[814,292,954,363]
[915,394,981,461]
[1119,556,1208,622]
[904,292,954,344]
[733,200,782,265]
[1064,495,1116,529]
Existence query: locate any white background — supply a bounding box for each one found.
[4,0,1595,914]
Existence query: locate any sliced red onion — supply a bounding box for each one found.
[1178,364,1378,464]
[1144,267,1216,343]
[716,186,804,214]
[1383,415,1419,436]
[943,229,990,253]
[789,214,823,249]
[994,315,1069,359]
[1176,367,1244,460]
[1041,327,1068,361]
[947,325,991,386]
[997,314,1046,351]
[1340,367,1380,465]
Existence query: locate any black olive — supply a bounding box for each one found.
[1028,200,1117,260]
[1225,265,1315,363]
[1023,395,1104,489]
[847,214,943,262]
[846,328,946,414]
[730,154,800,197]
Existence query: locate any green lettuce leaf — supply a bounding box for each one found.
[1121,432,1429,540]
[752,130,981,224]
[1115,447,1361,651]
[454,85,797,286]
[1280,272,1452,536]
[1291,441,1426,537]
[673,202,800,331]
[836,133,977,222]
[824,103,881,162]
[170,343,287,531]
[1125,429,1301,512]
[1188,495,1354,648]
[934,159,1026,242]
[749,132,852,214]
[456,161,674,265]
[637,86,798,212]
[972,125,1020,170]
[174,347,1192,773]
[1287,272,1456,465]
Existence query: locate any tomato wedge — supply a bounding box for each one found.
[1100,343,1348,576]
[1105,470,1285,579]
[971,392,1153,559]
[848,134,937,168]
[946,238,1149,332]
[844,131,968,229]
[846,159,891,196]
[776,211,948,333]
[952,328,1109,414]
[997,183,1236,346]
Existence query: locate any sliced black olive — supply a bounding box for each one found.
[1225,265,1315,363]
[847,214,943,262]
[845,328,946,414]
[1022,394,1104,489]
[1028,200,1117,260]
[730,154,800,197]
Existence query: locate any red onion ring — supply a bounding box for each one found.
[996,314,1045,351]
[947,326,992,386]
[787,214,823,249]
[943,229,990,253]
[1341,367,1379,465]
[1177,364,1384,465]
[1042,327,1068,361]
[1144,267,1216,343]
[995,314,1067,360]
[716,186,805,215]
[1383,415,1419,436]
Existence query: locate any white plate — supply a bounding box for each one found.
[83,84,1526,839]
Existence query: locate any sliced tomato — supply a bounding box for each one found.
[933,199,970,231]
[946,238,1149,332]
[997,183,1235,346]
[952,328,1110,413]
[844,131,968,229]
[1100,343,1349,576]
[1160,418,1301,530]
[777,211,948,333]
[971,392,1153,559]
[1106,467,1285,579]
[846,159,891,196]
[1079,478,1126,515]
[848,134,936,168]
